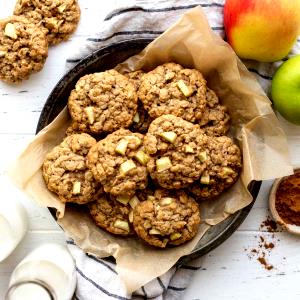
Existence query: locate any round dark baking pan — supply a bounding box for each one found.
[36,38,261,263]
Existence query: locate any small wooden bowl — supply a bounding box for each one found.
[269,168,300,235]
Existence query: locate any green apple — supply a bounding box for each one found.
[271,55,300,125]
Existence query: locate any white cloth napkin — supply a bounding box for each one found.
[66,1,300,299]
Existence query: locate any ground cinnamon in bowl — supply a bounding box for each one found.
[269,169,300,235]
[275,170,300,226]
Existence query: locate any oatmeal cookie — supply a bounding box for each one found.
[89,194,135,236]
[65,121,105,141]
[144,115,208,189]
[14,0,80,45]
[189,136,242,200]
[87,129,148,197]
[68,70,138,134]
[43,133,102,204]
[65,121,90,136]
[124,70,145,90]
[198,88,230,136]
[205,87,219,107]
[133,189,200,248]
[0,16,48,83]
[138,63,207,122]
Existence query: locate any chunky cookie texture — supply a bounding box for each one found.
[14,0,80,45]
[0,16,48,83]
[199,89,230,136]
[87,129,148,197]
[189,136,242,200]
[65,121,105,141]
[133,189,200,248]
[43,133,102,204]
[124,70,145,90]
[138,63,207,122]
[65,121,90,136]
[68,70,138,134]
[89,194,135,236]
[144,115,208,189]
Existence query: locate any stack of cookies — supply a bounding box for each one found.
[43,62,242,248]
[0,0,80,83]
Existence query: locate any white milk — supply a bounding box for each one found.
[8,282,52,300]
[7,244,77,300]
[0,178,28,262]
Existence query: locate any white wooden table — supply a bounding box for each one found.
[0,1,300,299]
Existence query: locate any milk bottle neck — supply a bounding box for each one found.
[5,280,56,300]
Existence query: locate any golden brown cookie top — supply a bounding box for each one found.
[189,136,242,200]
[14,0,80,45]
[87,129,148,197]
[68,70,138,134]
[89,194,136,236]
[144,114,206,154]
[0,15,48,83]
[124,70,145,91]
[144,115,208,189]
[138,62,207,122]
[43,133,102,204]
[133,189,200,248]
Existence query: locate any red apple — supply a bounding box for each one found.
[224,0,300,62]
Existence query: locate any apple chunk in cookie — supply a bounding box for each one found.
[88,193,136,236]
[133,189,200,248]
[68,70,138,134]
[189,136,242,201]
[87,129,148,197]
[144,115,208,189]
[42,133,102,204]
[14,0,81,45]
[138,62,207,122]
[0,16,48,83]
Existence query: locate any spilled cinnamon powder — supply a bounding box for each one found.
[257,257,273,271]
[264,242,274,250]
[260,217,277,232]
[245,217,278,270]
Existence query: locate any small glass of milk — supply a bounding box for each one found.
[0,178,28,262]
[5,243,77,300]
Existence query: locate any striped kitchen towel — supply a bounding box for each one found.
[66,1,300,299]
[67,239,204,300]
[66,0,300,96]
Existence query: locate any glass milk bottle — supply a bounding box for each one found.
[0,178,28,262]
[6,243,77,300]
